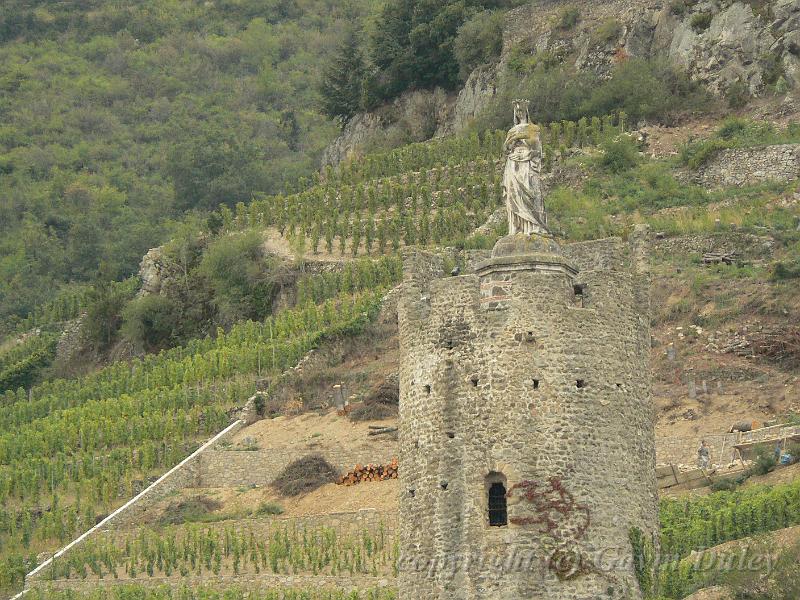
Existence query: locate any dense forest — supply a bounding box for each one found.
[0,0,383,326]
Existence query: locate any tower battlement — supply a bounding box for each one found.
[397,232,657,600]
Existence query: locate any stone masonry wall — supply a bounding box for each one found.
[691,144,800,188]
[397,236,657,600]
[196,445,399,488]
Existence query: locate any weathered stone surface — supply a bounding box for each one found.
[321,112,387,168]
[398,234,657,599]
[323,1,800,166]
[684,144,800,188]
[436,66,498,137]
[196,444,398,488]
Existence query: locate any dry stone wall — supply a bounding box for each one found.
[196,445,399,488]
[690,144,800,188]
[397,235,657,600]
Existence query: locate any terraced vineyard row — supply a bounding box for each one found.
[219,116,629,255]
[41,523,397,581]
[0,291,387,594]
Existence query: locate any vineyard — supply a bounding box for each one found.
[0,290,388,595]
[39,521,397,581]
[656,479,800,598]
[218,116,630,256]
[1,110,799,600]
[27,586,398,600]
[14,479,800,599]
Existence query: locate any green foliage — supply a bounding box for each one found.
[726,79,752,109]
[591,18,623,45]
[690,12,713,32]
[659,478,800,562]
[367,0,513,102]
[197,232,281,326]
[0,290,387,595]
[81,280,139,353]
[40,521,398,583]
[669,0,698,16]
[679,119,800,169]
[0,334,58,393]
[0,0,357,323]
[121,295,181,353]
[557,6,581,31]
[453,10,505,80]
[709,473,749,492]
[630,527,658,598]
[477,58,711,131]
[29,585,399,600]
[320,27,369,122]
[596,135,641,174]
[751,447,777,476]
[255,502,285,516]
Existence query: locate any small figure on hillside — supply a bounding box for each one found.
[775,441,783,462]
[503,100,548,236]
[698,440,710,470]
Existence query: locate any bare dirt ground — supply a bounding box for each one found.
[263,227,358,263]
[142,479,398,524]
[229,410,398,456]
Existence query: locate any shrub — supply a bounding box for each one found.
[198,231,282,325]
[597,136,641,173]
[349,402,399,422]
[81,282,135,353]
[592,18,623,45]
[254,502,284,516]
[272,454,340,496]
[690,12,713,32]
[771,258,800,281]
[669,0,696,16]
[710,473,748,492]
[579,58,712,124]
[158,496,223,525]
[762,52,786,86]
[454,10,505,81]
[726,79,751,109]
[750,447,777,476]
[121,295,180,353]
[557,6,580,30]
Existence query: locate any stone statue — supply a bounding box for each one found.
[503,99,548,235]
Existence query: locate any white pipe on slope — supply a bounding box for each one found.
[10,419,245,598]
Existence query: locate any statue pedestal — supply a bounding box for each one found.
[474,234,577,311]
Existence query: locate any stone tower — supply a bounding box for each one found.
[397,232,657,600]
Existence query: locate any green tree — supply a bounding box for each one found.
[453,10,504,80]
[320,27,368,121]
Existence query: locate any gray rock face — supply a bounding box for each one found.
[322,1,800,166]
[436,66,498,137]
[138,246,167,296]
[321,112,386,168]
[659,2,775,95]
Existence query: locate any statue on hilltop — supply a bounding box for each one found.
[503,99,548,236]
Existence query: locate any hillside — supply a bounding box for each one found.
[0,0,383,327]
[2,1,800,599]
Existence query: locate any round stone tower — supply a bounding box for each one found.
[397,232,657,600]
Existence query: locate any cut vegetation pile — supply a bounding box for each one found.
[350,377,400,422]
[272,454,340,497]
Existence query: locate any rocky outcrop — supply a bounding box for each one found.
[321,112,387,168]
[322,0,800,166]
[655,1,797,95]
[435,66,498,137]
[138,246,167,296]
